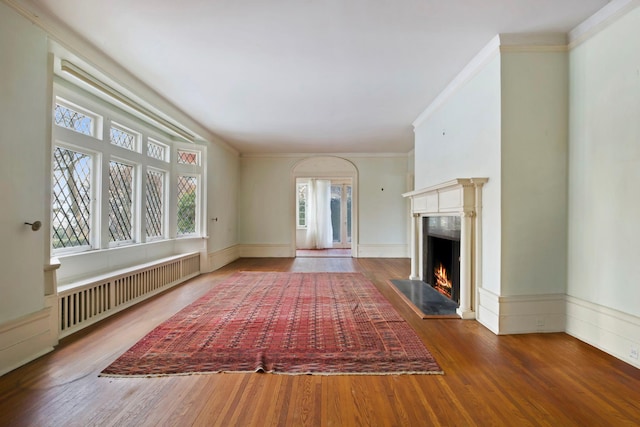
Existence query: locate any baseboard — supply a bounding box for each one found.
[566,295,640,369]
[239,244,294,258]
[207,245,240,271]
[0,307,56,376]
[356,244,409,258]
[477,288,566,335]
[477,287,500,334]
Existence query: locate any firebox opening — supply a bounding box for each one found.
[424,216,461,305]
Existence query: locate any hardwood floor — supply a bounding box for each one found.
[1,258,639,426]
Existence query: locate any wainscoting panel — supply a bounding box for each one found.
[566,295,640,369]
[357,244,409,258]
[477,288,565,335]
[239,244,293,258]
[0,307,55,376]
[207,245,240,272]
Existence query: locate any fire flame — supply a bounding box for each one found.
[434,263,452,298]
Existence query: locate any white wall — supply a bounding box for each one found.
[0,2,48,323]
[567,6,640,317]
[239,154,409,257]
[413,54,502,294]
[500,51,569,296]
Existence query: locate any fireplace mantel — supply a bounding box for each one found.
[403,178,488,319]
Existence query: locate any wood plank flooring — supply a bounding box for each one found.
[1,258,639,426]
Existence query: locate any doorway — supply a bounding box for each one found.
[291,157,358,258]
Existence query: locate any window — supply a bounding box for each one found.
[110,123,139,152]
[54,100,97,136]
[145,169,165,239]
[177,175,198,236]
[51,86,205,255]
[147,139,169,162]
[108,160,135,244]
[177,149,199,165]
[297,182,307,228]
[51,146,93,250]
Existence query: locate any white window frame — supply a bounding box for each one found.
[51,80,205,256]
[145,167,168,242]
[50,141,101,255]
[54,97,103,139]
[107,156,138,248]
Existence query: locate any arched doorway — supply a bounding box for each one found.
[291,157,358,257]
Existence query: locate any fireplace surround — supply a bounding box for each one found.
[403,178,488,319]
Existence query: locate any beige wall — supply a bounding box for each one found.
[500,51,569,296]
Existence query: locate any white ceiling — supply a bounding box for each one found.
[21,0,609,154]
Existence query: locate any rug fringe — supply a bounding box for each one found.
[99,370,444,379]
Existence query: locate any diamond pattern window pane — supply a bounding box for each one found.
[54,104,93,136]
[108,161,134,242]
[110,126,136,151]
[177,149,198,165]
[146,170,164,238]
[177,175,197,235]
[52,146,92,249]
[147,140,167,161]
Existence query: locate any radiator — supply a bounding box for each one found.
[58,252,200,338]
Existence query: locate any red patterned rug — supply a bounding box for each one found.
[100,272,443,376]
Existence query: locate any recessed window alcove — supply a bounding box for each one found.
[403,178,487,319]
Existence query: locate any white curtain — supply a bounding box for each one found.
[304,179,333,249]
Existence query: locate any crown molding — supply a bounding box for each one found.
[240,152,411,159]
[412,35,501,129]
[569,0,640,49]
[498,33,568,53]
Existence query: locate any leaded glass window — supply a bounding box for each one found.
[147,139,168,161]
[146,169,165,239]
[54,103,94,136]
[177,175,197,235]
[177,149,199,165]
[110,124,138,151]
[108,161,134,243]
[52,146,92,249]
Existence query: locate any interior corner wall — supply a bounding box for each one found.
[413,54,502,295]
[499,50,569,297]
[567,6,640,318]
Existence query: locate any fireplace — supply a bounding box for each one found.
[424,216,460,304]
[403,178,487,319]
